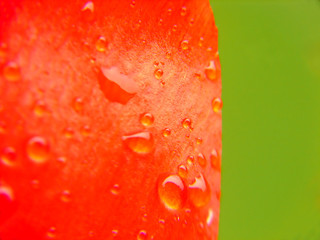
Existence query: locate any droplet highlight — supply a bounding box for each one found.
[180,6,187,16]
[26,136,50,163]
[122,132,154,154]
[188,174,211,208]
[178,164,188,178]
[60,190,71,203]
[212,97,223,113]
[110,184,120,195]
[180,40,189,50]
[210,149,221,171]
[205,60,217,81]
[154,68,163,80]
[162,128,171,137]
[182,118,192,130]
[197,153,206,168]
[137,230,147,240]
[157,173,187,210]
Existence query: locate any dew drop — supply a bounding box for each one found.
[81,125,91,137]
[188,174,211,208]
[162,128,171,137]
[47,227,56,239]
[186,155,194,165]
[110,184,120,195]
[177,164,188,178]
[3,62,21,82]
[157,173,187,210]
[72,97,84,113]
[137,230,147,240]
[153,61,160,67]
[26,136,50,163]
[172,25,177,32]
[212,97,223,113]
[159,219,165,228]
[210,149,221,171]
[142,213,148,221]
[63,127,74,139]
[111,229,119,237]
[180,6,187,16]
[205,60,217,81]
[33,100,47,117]
[158,18,163,26]
[182,118,192,130]
[130,0,136,8]
[60,190,71,203]
[206,209,214,226]
[31,179,40,189]
[197,153,206,168]
[96,36,107,52]
[196,137,203,145]
[167,8,172,15]
[0,185,16,223]
[154,68,163,80]
[1,147,16,166]
[98,66,138,104]
[180,40,189,50]
[166,51,172,59]
[122,132,154,154]
[189,18,195,26]
[140,113,154,127]
[199,37,204,47]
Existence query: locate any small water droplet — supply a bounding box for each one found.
[197,153,206,168]
[188,174,211,208]
[212,97,223,113]
[182,118,192,130]
[56,156,67,164]
[142,213,148,221]
[189,18,195,26]
[178,164,188,178]
[210,149,221,171]
[1,147,16,166]
[205,60,217,81]
[159,219,165,228]
[33,100,47,117]
[196,137,203,145]
[60,190,71,203]
[31,179,40,189]
[162,128,171,137]
[110,184,120,195]
[199,37,204,47]
[47,227,56,239]
[158,18,163,26]
[98,66,138,104]
[180,40,189,50]
[122,132,154,154]
[96,36,107,52]
[166,51,172,59]
[130,0,136,8]
[3,62,21,82]
[153,61,160,67]
[154,68,163,80]
[72,97,84,113]
[81,125,91,136]
[167,8,172,15]
[172,25,177,32]
[26,136,50,163]
[140,113,154,127]
[186,155,194,165]
[63,127,74,139]
[81,1,94,22]
[157,173,187,210]
[111,229,119,237]
[180,6,187,16]
[137,230,147,240]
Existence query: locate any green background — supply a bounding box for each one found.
[210,0,320,239]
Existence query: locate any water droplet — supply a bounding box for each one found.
[205,60,217,81]
[137,230,147,240]
[110,184,120,195]
[210,149,221,171]
[182,118,192,130]
[199,37,204,47]
[81,125,91,136]
[158,18,163,26]
[206,209,214,226]
[81,1,94,22]
[180,40,189,50]
[60,190,71,203]
[172,25,177,32]
[157,173,187,210]
[196,137,203,145]
[56,156,67,164]
[130,0,136,8]
[98,66,138,104]
[0,185,16,223]
[159,219,165,228]
[166,51,172,59]
[26,136,50,163]
[33,100,47,117]
[212,97,223,113]
[186,155,194,165]
[167,8,172,15]
[162,128,171,137]
[96,36,107,52]
[3,62,21,82]
[47,227,56,239]
[154,68,163,80]
[180,6,187,16]
[140,113,154,127]
[142,213,148,221]
[72,97,84,113]
[1,147,16,166]
[63,127,74,139]
[153,61,160,67]
[122,132,154,154]
[178,164,188,178]
[188,174,211,208]
[197,153,206,168]
[111,229,119,237]
[189,18,195,26]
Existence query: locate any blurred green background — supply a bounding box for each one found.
[210,0,320,239]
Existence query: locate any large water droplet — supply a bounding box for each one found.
[26,136,50,163]
[137,230,147,240]
[140,113,154,127]
[3,62,21,82]
[1,147,16,166]
[122,132,154,154]
[205,61,217,81]
[212,97,223,113]
[188,174,211,208]
[98,67,138,104]
[157,173,187,210]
